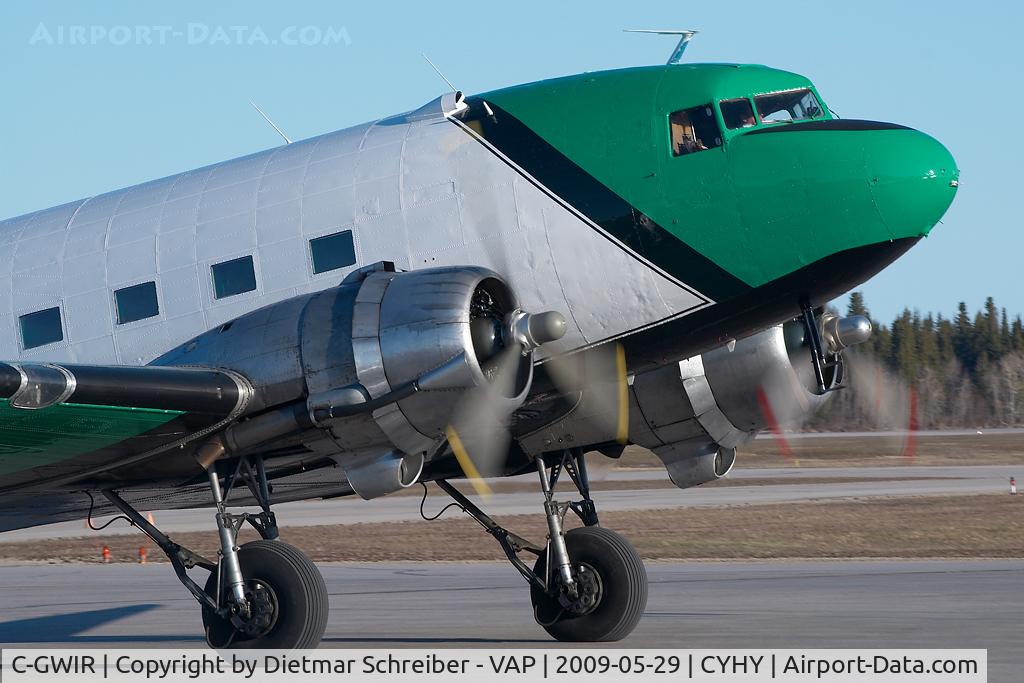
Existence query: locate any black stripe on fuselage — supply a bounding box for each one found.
[743,119,911,135]
[458,98,750,302]
[618,236,920,374]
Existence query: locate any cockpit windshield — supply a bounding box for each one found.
[720,98,757,129]
[754,88,823,123]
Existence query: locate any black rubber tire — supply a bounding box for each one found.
[531,527,647,642]
[202,540,328,649]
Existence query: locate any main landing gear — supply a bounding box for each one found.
[101,454,327,649]
[435,448,648,642]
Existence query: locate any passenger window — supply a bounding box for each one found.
[309,230,356,274]
[20,307,63,349]
[212,256,257,299]
[114,282,159,324]
[720,98,757,129]
[670,104,721,156]
[754,88,823,124]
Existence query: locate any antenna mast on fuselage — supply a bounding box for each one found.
[249,101,293,145]
[623,29,699,64]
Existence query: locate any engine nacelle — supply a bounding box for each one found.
[629,317,862,489]
[331,264,531,458]
[156,263,536,491]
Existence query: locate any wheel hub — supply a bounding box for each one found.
[234,580,278,637]
[560,562,603,615]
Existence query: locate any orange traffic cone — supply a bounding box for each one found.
[139,547,147,564]
[1011,477,1018,495]
[102,546,111,563]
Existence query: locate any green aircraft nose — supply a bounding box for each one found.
[864,127,958,238]
[725,120,958,288]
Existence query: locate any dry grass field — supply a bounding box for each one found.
[3,493,1019,564]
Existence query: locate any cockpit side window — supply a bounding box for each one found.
[754,88,823,124]
[720,98,757,129]
[670,104,722,156]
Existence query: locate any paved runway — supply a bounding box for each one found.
[1,465,1017,542]
[0,561,1019,679]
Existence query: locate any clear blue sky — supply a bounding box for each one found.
[1,1,1018,324]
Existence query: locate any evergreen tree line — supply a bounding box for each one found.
[806,293,1024,430]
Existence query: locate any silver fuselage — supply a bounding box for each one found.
[0,94,706,367]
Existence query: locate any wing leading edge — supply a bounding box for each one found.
[0,362,252,494]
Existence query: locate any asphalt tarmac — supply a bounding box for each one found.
[0,561,1019,679]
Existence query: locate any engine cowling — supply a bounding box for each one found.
[323,264,532,458]
[628,316,867,489]
[156,263,538,497]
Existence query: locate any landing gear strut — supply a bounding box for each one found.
[435,447,647,642]
[800,300,847,395]
[101,453,327,649]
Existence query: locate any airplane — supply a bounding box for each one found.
[0,43,957,648]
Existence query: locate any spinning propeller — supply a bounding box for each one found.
[447,313,630,497]
[447,309,567,496]
[756,315,918,461]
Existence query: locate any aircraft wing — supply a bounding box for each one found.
[0,361,252,530]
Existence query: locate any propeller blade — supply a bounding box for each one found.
[543,343,630,446]
[902,386,919,460]
[446,346,522,497]
[751,348,821,464]
[755,384,797,463]
[845,353,918,459]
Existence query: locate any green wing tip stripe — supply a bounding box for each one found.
[0,398,185,476]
